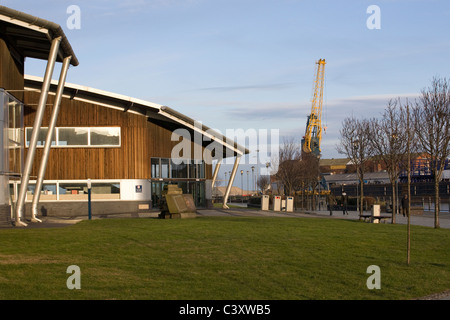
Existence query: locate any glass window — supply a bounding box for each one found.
[9,183,15,202]
[171,159,188,178]
[161,158,170,178]
[91,182,120,199]
[198,161,205,179]
[8,99,22,130]
[27,183,56,201]
[151,158,160,178]
[26,127,50,147]
[189,160,205,179]
[59,183,88,200]
[58,128,89,146]
[4,94,23,177]
[189,181,205,207]
[177,181,188,193]
[151,181,168,208]
[90,127,120,146]
[40,184,57,200]
[26,127,121,147]
[8,99,23,147]
[92,183,120,194]
[189,160,197,179]
[8,128,21,146]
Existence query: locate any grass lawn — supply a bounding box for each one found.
[0,216,449,300]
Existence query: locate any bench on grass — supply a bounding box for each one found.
[359,214,391,223]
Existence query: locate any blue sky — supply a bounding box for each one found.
[2,0,449,187]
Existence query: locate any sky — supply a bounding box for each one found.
[2,0,449,188]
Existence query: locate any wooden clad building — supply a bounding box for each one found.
[23,86,214,181]
[17,76,224,217]
[0,5,247,225]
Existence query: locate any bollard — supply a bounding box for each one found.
[87,179,92,220]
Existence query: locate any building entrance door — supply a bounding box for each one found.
[151,181,168,209]
[189,181,205,208]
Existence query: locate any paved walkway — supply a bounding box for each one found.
[198,207,450,229]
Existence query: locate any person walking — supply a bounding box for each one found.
[328,194,335,216]
[342,192,348,215]
[401,194,409,217]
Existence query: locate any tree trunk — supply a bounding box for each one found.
[434,177,440,229]
[406,103,411,265]
[391,181,396,224]
[360,174,364,215]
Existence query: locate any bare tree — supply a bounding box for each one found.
[300,152,320,210]
[336,117,374,215]
[412,77,450,228]
[406,101,412,264]
[272,137,303,196]
[368,99,416,223]
[257,175,271,195]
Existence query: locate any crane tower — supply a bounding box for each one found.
[302,58,326,157]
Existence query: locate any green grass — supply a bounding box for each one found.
[0,216,449,300]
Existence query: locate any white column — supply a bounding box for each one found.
[211,159,222,189]
[222,155,241,209]
[31,55,71,222]
[15,37,62,227]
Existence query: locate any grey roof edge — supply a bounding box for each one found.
[160,105,250,156]
[0,5,79,66]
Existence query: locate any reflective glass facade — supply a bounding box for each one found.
[150,157,206,208]
[0,89,24,206]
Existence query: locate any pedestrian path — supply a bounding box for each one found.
[197,207,450,229]
[307,208,450,229]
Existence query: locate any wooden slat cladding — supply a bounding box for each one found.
[23,91,212,180]
[0,38,24,101]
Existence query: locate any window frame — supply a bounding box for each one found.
[25,126,121,148]
[151,157,205,179]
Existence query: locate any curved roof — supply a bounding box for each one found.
[0,6,78,66]
[24,75,248,158]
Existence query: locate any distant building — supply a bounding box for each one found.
[323,172,390,189]
[319,158,350,174]
[399,154,450,183]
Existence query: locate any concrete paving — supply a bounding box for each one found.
[198,207,450,229]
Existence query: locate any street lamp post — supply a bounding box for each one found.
[352,139,362,215]
[240,170,244,202]
[251,166,255,194]
[246,170,249,197]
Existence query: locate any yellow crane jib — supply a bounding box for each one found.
[302,58,326,157]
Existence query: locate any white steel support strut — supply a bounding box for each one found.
[31,55,72,222]
[15,36,62,227]
[222,155,241,209]
[211,158,222,190]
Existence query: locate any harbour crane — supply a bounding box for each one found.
[302,58,326,158]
